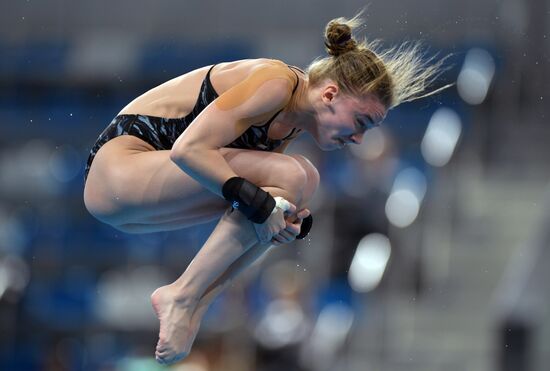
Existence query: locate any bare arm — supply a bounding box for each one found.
[170,64,295,197]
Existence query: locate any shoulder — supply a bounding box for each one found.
[215,59,296,113]
[247,59,297,105]
[216,59,297,91]
[250,59,297,87]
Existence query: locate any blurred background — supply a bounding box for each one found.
[1,0,549,370]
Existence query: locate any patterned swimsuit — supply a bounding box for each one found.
[84,64,302,180]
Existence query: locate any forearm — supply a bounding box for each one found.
[170,146,236,198]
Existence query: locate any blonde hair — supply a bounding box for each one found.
[307,13,451,108]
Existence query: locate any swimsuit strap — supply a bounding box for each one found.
[259,66,301,132]
[204,64,218,96]
[280,66,303,140]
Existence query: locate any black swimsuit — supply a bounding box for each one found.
[84,65,302,180]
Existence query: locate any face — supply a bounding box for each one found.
[313,84,387,151]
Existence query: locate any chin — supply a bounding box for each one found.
[313,134,339,151]
[313,138,330,151]
[317,141,339,152]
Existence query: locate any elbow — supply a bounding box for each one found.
[170,142,210,167]
[170,143,193,165]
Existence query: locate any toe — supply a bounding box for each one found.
[155,350,171,363]
[161,356,176,365]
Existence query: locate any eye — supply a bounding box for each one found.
[355,117,376,131]
[356,115,380,131]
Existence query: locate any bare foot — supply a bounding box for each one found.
[151,285,199,365]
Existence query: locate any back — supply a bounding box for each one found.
[118,59,296,119]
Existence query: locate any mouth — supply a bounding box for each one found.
[335,138,346,148]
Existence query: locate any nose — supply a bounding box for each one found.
[349,132,364,145]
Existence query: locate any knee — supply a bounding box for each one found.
[289,154,320,202]
[274,156,309,201]
[83,165,129,226]
[266,155,307,203]
[83,182,119,226]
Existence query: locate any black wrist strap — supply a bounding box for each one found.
[222,177,276,224]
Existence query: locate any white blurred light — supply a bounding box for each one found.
[67,33,140,80]
[0,255,30,299]
[421,108,462,167]
[392,167,427,200]
[0,267,8,298]
[0,139,60,196]
[254,299,307,349]
[0,209,27,254]
[94,266,169,329]
[315,303,354,343]
[349,127,386,161]
[348,233,391,293]
[457,48,495,105]
[305,302,354,367]
[385,190,420,228]
[385,167,427,228]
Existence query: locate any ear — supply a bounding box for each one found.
[321,82,339,104]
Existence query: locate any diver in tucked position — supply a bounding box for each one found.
[83,14,447,365]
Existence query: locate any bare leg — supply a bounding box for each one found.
[151,210,252,363]
[152,186,297,364]
[84,137,319,364]
[184,241,274,353]
[186,208,311,342]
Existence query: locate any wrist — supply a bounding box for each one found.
[222,177,276,224]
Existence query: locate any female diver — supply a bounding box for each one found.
[83,14,446,364]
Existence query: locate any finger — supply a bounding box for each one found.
[274,197,292,213]
[285,208,309,224]
[276,235,289,244]
[272,235,285,245]
[286,202,297,215]
[270,238,281,246]
[284,222,301,237]
[297,208,311,220]
[276,228,293,239]
[260,231,274,244]
[278,230,296,241]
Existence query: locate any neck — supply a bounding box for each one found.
[279,79,318,133]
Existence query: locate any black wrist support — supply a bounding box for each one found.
[222,177,276,224]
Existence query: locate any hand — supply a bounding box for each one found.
[253,199,297,244]
[271,208,311,246]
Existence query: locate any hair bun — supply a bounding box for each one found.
[324,20,357,57]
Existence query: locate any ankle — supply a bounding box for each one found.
[167,282,201,304]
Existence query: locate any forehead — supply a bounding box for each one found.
[344,94,387,122]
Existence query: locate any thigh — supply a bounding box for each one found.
[84,135,305,229]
